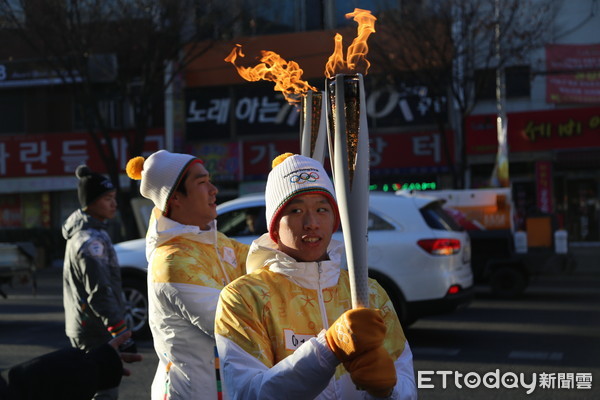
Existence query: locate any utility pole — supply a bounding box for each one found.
[451,3,467,189]
[491,0,510,188]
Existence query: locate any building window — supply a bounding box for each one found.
[25,87,73,133]
[334,0,399,27]
[228,0,325,35]
[73,96,136,131]
[505,65,531,97]
[0,91,25,134]
[304,0,325,31]
[475,65,531,100]
[242,0,296,34]
[198,0,399,36]
[0,0,25,26]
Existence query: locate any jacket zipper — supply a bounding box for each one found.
[316,262,329,329]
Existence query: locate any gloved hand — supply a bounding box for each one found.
[325,308,386,362]
[108,330,143,376]
[118,338,138,354]
[108,320,128,338]
[108,320,136,353]
[344,345,397,398]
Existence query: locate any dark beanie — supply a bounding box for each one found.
[76,165,115,209]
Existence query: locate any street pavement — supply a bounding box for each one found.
[1,244,599,399]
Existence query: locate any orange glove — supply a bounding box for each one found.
[325,308,386,362]
[344,346,397,398]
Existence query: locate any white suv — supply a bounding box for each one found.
[115,191,473,337]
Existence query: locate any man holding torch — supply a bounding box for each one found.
[215,153,416,399]
[126,150,249,399]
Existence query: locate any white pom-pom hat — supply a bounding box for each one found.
[266,153,339,241]
[126,150,202,213]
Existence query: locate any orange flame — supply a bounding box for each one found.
[325,8,377,78]
[225,44,318,104]
[326,34,345,77]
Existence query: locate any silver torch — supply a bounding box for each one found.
[299,90,327,165]
[326,73,370,309]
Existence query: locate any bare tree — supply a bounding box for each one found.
[371,0,557,188]
[0,0,239,238]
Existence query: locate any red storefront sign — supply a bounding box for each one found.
[546,44,600,104]
[535,161,554,213]
[242,139,300,179]
[0,130,165,178]
[240,131,455,180]
[369,131,454,170]
[466,107,600,155]
[1,129,454,182]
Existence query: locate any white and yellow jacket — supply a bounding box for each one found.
[146,208,248,400]
[215,234,417,400]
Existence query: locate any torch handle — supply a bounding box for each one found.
[329,74,370,309]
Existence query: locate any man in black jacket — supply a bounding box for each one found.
[62,165,135,400]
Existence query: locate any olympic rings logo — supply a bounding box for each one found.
[334,320,351,344]
[290,172,319,184]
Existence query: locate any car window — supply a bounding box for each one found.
[368,211,395,231]
[420,202,463,232]
[217,206,267,237]
[219,205,394,235]
[335,211,394,232]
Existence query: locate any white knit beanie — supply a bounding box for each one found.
[266,153,339,241]
[126,150,201,213]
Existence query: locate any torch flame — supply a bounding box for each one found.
[225,44,317,104]
[325,34,346,79]
[325,8,377,78]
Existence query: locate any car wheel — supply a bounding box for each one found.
[392,294,417,327]
[369,271,416,327]
[489,266,527,298]
[122,277,150,339]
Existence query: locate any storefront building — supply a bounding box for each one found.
[466,107,600,242]
[1,1,598,258]
[0,129,166,262]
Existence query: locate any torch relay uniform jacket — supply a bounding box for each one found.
[215,234,417,400]
[62,209,125,344]
[146,208,248,400]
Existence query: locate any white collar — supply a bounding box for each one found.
[247,234,345,290]
[145,207,217,262]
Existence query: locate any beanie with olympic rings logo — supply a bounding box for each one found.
[265,153,339,242]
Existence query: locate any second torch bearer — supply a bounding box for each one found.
[326,73,370,309]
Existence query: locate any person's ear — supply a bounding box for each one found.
[169,192,182,211]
